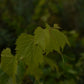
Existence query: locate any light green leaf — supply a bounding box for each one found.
[16,33,44,79]
[46,28,70,53]
[1,48,17,83]
[34,27,50,50]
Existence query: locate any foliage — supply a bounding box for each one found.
[0,0,84,84]
[0,24,69,84]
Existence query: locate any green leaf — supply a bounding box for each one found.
[16,33,44,79]
[34,27,50,50]
[1,48,17,83]
[46,28,70,53]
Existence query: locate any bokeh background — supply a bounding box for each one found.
[0,0,84,84]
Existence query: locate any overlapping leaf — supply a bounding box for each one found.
[0,24,70,81]
[34,25,70,54]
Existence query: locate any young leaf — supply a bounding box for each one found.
[16,33,44,79]
[46,28,70,53]
[1,48,17,83]
[34,27,50,50]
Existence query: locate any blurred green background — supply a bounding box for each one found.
[0,0,84,84]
